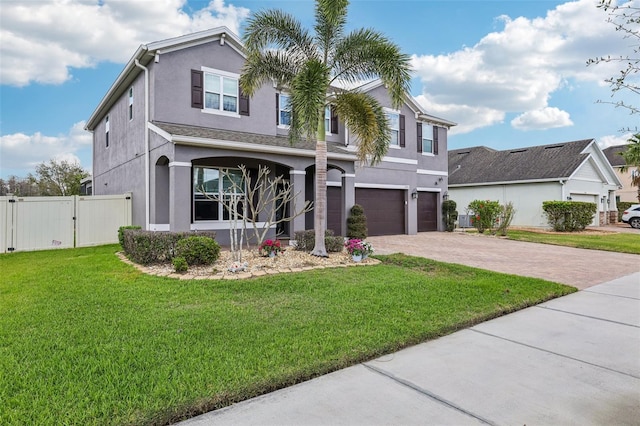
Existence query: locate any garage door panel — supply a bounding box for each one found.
[356,188,405,236]
[418,191,438,232]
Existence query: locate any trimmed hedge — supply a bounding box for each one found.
[121,229,217,265]
[617,201,634,222]
[346,204,368,239]
[442,200,458,232]
[542,201,596,232]
[293,229,344,253]
[118,226,141,248]
[175,236,220,265]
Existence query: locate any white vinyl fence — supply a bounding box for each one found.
[0,193,131,253]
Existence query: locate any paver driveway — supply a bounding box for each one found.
[367,232,640,289]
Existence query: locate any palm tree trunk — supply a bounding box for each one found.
[311,115,328,257]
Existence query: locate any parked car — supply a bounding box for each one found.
[621,204,640,229]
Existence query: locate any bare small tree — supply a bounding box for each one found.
[201,165,313,260]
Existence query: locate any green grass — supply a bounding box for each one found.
[0,246,575,425]
[506,230,640,254]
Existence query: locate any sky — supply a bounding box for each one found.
[1,0,638,179]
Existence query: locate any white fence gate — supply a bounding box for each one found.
[1,193,131,253]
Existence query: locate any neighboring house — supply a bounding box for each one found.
[80,176,93,196]
[85,27,455,244]
[603,144,639,203]
[448,139,622,228]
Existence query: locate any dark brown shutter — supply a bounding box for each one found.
[433,125,439,155]
[399,114,406,147]
[239,90,250,116]
[191,70,203,109]
[417,123,422,153]
[275,93,280,124]
[330,105,338,134]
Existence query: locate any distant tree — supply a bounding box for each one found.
[0,174,39,196]
[35,159,89,196]
[620,133,640,202]
[587,0,640,115]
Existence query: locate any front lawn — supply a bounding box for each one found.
[506,230,640,254]
[0,246,575,425]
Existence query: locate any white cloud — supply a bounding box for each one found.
[598,132,635,148]
[0,122,92,175]
[0,0,250,86]
[413,0,639,134]
[511,107,573,130]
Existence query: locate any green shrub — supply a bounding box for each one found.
[175,236,220,265]
[118,225,141,248]
[121,230,217,265]
[496,202,516,236]
[617,201,634,222]
[293,229,343,252]
[172,256,188,273]
[467,200,502,234]
[442,200,458,232]
[346,204,368,239]
[542,201,597,232]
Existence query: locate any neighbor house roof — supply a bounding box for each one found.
[448,139,595,185]
[150,121,357,161]
[603,145,628,167]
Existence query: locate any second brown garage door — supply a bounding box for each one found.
[417,191,438,232]
[355,188,405,236]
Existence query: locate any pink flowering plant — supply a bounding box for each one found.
[344,238,365,256]
[467,200,502,234]
[259,239,282,256]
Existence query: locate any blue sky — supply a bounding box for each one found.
[1,0,638,179]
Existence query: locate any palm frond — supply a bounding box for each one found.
[240,51,301,96]
[314,0,348,62]
[243,9,317,60]
[289,59,330,143]
[331,28,411,109]
[334,92,389,165]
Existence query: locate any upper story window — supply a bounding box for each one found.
[277,93,291,126]
[417,122,439,155]
[191,68,249,117]
[128,87,133,120]
[105,115,110,148]
[385,110,405,148]
[421,123,434,153]
[205,72,238,113]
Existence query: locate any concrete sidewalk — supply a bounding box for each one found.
[181,272,640,426]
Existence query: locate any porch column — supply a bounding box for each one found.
[169,161,192,232]
[342,173,355,237]
[290,170,307,237]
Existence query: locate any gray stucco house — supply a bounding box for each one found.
[85,27,455,244]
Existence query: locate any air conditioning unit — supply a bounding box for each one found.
[458,214,473,228]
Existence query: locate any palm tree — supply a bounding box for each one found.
[240,0,411,256]
[620,133,640,202]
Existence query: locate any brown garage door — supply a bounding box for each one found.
[418,191,438,232]
[355,188,405,236]
[327,186,342,236]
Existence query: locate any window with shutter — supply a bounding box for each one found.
[419,123,434,154]
[417,123,422,153]
[433,126,439,155]
[191,70,203,109]
[399,114,405,147]
[330,106,338,134]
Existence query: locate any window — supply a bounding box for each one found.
[325,106,331,133]
[421,123,434,153]
[105,115,109,148]
[385,111,404,147]
[128,87,133,120]
[387,112,399,146]
[204,72,238,113]
[278,94,291,126]
[193,167,245,221]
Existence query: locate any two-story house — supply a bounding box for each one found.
[85,27,456,245]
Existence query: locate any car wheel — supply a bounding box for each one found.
[630,217,640,229]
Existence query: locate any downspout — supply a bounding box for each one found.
[559,180,565,201]
[134,58,150,231]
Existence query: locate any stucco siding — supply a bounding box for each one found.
[151,42,277,135]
